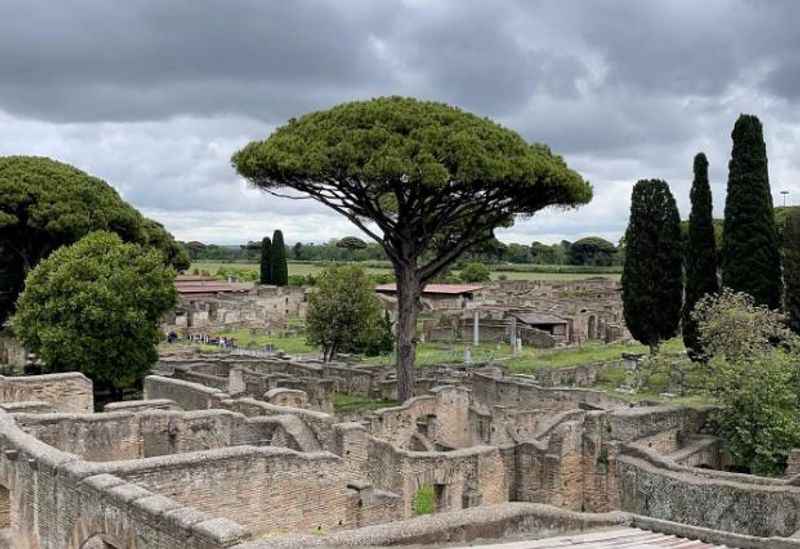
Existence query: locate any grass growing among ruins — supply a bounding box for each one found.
[363,338,685,372]
[214,327,316,355]
[333,393,398,414]
[412,485,436,515]
[505,338,685,373]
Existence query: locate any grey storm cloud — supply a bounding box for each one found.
[0,0,798,245]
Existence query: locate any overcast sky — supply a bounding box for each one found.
[1,1,798,246]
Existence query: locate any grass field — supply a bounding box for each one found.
[362,338,684,372]
[190,261,620,282]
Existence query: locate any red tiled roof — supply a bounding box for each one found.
[375,283,483,295]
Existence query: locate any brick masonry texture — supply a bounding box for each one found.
[1,368,800,548]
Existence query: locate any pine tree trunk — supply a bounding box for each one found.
[395,264,419,402]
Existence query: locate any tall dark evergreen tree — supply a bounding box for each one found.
[271,230,288,286]
[622,179,683,353]
[721,114,783,308]
[785,209,800,334]
[682,153,720,359]
[259,236,272,285]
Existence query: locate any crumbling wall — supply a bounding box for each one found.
[618,444,800,537]
[12,409,277,462]
[0,373,93,413]
[109,447,367,537]
[0,411,248,549]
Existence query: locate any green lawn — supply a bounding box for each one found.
[214,328,316,355]
[362,338,684,371]
[190,261,619,282]
[333,393,398,414]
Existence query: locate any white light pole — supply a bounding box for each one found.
[781,190,789,207]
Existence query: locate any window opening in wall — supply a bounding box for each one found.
[434,483,448,511]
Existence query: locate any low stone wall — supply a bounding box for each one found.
[246,503,630,548]
[0,373,93,413]
[334,422,512,519]
[100,446,390,537]
[0,411,248,549]
[12,409,277,462]
[618,444,800,537]
[470,372,629,412]
[534,361,618,387]
[144,375,229,410]
[0,333,26,372]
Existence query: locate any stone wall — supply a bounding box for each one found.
[618,444,800,537]
[0,373,93,413]
[335,423,511,519]
[0,411,248,549]
[166,286,306,332]
[534,361,618,387]
[469,372,628,412]
[12,409,278,462]
[106,446,387,537]
[0,333,26,372]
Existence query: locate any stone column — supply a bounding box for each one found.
[510,316,517,349]
[473,310,480,347]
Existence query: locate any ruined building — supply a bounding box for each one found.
[0,351,799,548]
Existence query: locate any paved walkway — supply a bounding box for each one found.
[456,527,728,548]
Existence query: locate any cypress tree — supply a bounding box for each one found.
[259,236,272,285]
[721,114,783,308]
[785,209,800,334]
[271,230,288,286]
[622,179,684,353]
[682,153,720,359]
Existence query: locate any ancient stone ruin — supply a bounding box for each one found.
[1,350,799,548]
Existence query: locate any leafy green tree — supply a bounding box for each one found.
[0,156,184,323]
[260,236,272,284]
[459,262,491,282]
[785,209,800,334]
[568,236,617,266]
[292,242,304,260]
[233,97,590,400]
[722,115,783,309]
[502,243,531,264]
[358,310,395,357]
[306,265,386,361]
[183,241,207,260]
[622,179,683,353]
[530,241,565,264]
[694,289,800,475]
[271,230,288,286]
[337,236,368,251]
[12,231,176,394]
[142,219,190,272]
[682,153,720,359]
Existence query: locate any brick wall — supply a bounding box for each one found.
[0,373,93,413]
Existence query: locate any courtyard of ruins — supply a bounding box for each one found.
[0,277,797,549]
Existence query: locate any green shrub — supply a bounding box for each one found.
[412,485,435,515]
[459,262,491,283]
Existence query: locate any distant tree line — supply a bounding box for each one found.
[183,235,626,267]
